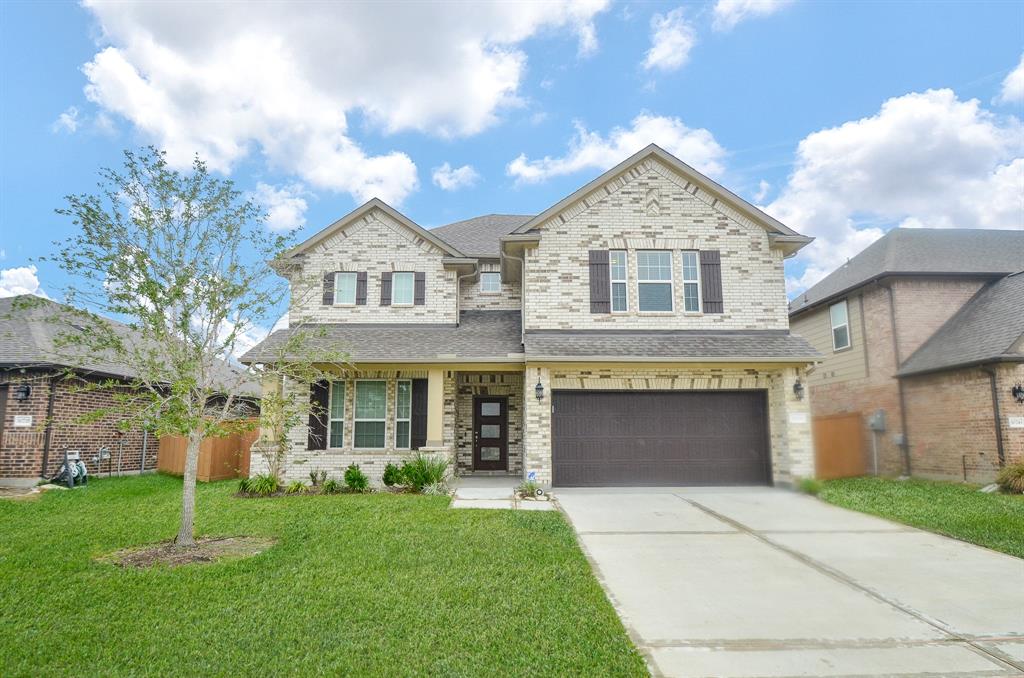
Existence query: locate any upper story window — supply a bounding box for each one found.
[681,251,701,313]
[334,272,357,306]
[609,250,628,312]
[480,271,501,293]
[392,272,414,306]
[829,300,851,351]
[354,380,387,448]
[328,381,346,448]
[636,250,673,312]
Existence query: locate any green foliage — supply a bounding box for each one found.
[240,474,280,497]
[399,454,449,492]
[344,465,369,493]
[382,463,403,487]
[995,463,1024,494]
[321,478,341,495]
[517,480,542,498]
[310,470,327,487]
[797,477,823,496]
[421,482,449,496]
[285,481,307,495]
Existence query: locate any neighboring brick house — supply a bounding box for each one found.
[789,228,1024,482]
[243,144,820,488]
[0,295,257,487]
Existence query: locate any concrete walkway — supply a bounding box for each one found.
[449,476,555,511]
[555,487,1024,678]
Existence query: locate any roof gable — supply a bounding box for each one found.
[284,198,464,259]
[512,144,807,243]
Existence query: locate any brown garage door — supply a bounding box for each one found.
[551,390,771,487]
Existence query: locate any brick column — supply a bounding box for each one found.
[769,366,814,486]
[523,365,552,486]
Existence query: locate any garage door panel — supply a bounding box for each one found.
[552,391,770,487]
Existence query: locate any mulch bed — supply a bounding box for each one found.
[102,536,276,568]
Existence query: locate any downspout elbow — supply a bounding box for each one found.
[454,262,479,327]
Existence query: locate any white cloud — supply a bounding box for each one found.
[643,8,696,72]
[432,163,481,191]
[0,265,47,298]
[753,179,771,202]
[252,183,308,232]
[768,89,1024,292]
[507,113,726,183]
[80,1,609,205]
[51,106,80,134]
[712,0,794,31]
[996,53,1024,104]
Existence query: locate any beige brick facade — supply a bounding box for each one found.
[454,372,524,474]
[459,261,522,311]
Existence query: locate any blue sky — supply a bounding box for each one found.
[1,0,1022,313]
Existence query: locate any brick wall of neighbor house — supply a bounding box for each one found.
[523,158,789,331]
[890,278,985,360]
[0,371,158,483]
[454,372,524,474]
[287,208,458,325]
[522,364,812,487]
[459,261,522,311]
[902,363,1024,482]
[257,369,457,484]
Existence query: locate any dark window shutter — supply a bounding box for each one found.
[414,272,426,305]
[700,250,724,314]
[355,272,367,305]
[588,250,610,313]
[380,272,392,306]
[411,379,428,450]
[307,380,329,450]
[322,272,335,305]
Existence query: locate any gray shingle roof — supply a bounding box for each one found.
[240,310,525,364]
[897,271,1024,377]
[430,214,533,258]
[790,228,1024,315]
[0,294,258,395]
[524,330,820,361]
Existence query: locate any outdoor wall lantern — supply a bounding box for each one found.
[1012,384,1024,404]
[535,380,545,401]
[792,379,804,401]
[13,384,31,401]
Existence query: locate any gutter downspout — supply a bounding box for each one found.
[981,365,1006,468]
[500,248,527,345]
[40,374,58,479]
[882,282,912,476]
[454,262,479,327]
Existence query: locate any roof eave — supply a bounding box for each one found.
[524,354,821,364]
[897,354,1024,378]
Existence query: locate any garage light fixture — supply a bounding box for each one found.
[535,381,544,401]
[1012,384,1024,404]
[792,379,804,401]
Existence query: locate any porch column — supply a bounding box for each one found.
[426,368,444,447]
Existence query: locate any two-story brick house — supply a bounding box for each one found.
[243,145,820,487]
[789,228,1024,482]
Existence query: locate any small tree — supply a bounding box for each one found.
[49,147,339,547]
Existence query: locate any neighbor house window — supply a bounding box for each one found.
[334,272,357,305]
[354,380,387,448]
[681,251,701,313]
[636,250,673,312]
[830,300,851,351]
[392,272,414,305]
[609,250,628,312]
[480,272,501,293]
[395,380,411,449]
[328,381,346,448]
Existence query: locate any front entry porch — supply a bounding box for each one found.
[453,372,524,477]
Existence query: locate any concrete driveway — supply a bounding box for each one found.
[556,487,1024,678]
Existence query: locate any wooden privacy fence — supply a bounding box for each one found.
[158,424,258,481]
[812,412,866,480]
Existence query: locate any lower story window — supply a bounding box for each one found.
[329,381,345,448]
[354,380,386,448]
[395,380,411,449]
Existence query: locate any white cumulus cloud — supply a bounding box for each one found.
[79,0,609,205]
[643,8,696,72]
[507,113,726,183]
[252,183,309,232]
[712,0,794,31]
[0,265,47,298]
[52,106,80,134]
[996,53,1024,104]
[767,89,1024,292]
[432,163,481,191]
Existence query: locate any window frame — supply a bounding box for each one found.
[829,299,852,352]
[333,271,357,306]
[353,379,388,449]
[680,250,702,314]
[609,249,628,313]
[479,271,501,294]
[395,379,412,450]
[391,271,415,306]
[636,249,674,313]
[327,380,346,449]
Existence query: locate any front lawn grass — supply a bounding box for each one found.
[819,476,1024,558]
[0,474,646,677]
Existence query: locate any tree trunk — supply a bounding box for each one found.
[175,430,203,548]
